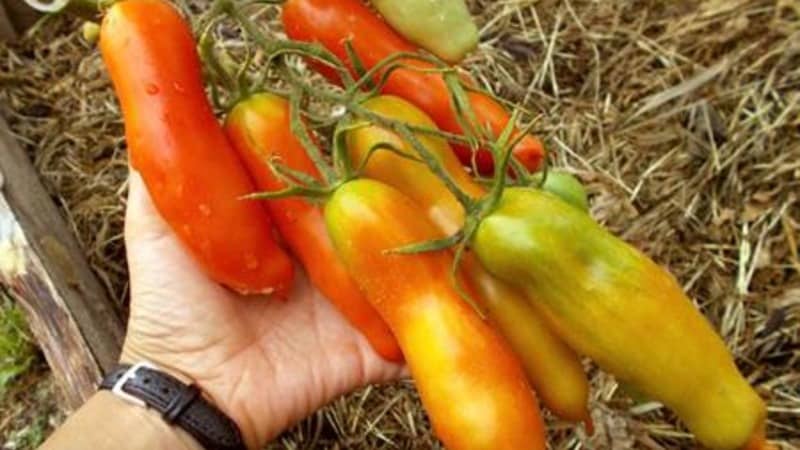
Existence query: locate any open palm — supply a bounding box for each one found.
[121,171,404,449]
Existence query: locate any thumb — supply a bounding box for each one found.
[124,168,223,298]
[124,169,171,244]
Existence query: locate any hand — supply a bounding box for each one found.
[121,170,404,449]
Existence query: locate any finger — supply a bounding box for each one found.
[125,169,171,243]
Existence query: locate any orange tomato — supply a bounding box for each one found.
[224,93,402,362]
[281,0,545,175]
[325,179,546,450]
[344,95,592,426]
[100,0,293,295]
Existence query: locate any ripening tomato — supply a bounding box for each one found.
[224,93,402,362]
[473,188,770,450]
[325,179,546,450]
[531,170,589,212]
[281,0,545,175]
[100,0,294,295]
[343,95,591,426]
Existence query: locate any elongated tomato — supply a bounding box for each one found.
[371,0,478,63]
[325,179,546,450]
[345,95,591,426]
[474,188,770,450]
[281,0,544,175]
[224,93,402,362]
[100,0,294,295]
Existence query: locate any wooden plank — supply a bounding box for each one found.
[0,116,124,409]
[0,0,41,40]
[0,195,102,406]
[0,0,16,40]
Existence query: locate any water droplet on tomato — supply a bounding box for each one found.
[145,83,159,95]
[198,204,212,216]
[173,82,186,93]
[330,105,346,118]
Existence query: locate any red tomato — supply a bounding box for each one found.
[100,0,294,295]
[224,93,403,362]
[281,0,545,175]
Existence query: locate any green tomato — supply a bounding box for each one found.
[82,21,100,44]
[471,187,767,450]
[531,170,589,212]
[371,0,478,63]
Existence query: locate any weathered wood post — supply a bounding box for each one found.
[0,116,125,409]
[0,0,40,40]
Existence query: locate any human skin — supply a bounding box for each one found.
[40,171,404,450]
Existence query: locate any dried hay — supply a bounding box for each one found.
[1,0,799,448]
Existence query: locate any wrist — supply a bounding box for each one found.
[99,391,205,450]
[117,349,255,449]
[120,346,195,386]
[41,391,202,450]
[118,347,228,421]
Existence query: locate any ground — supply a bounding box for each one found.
[1,0,799,449]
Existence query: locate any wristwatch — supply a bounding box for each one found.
[99,362,246,450]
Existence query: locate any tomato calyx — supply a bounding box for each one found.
[198,0,551,271]
[388,109,539,249]
[195,0,475,202]
[376,112,545,319]
[199,0,527,161]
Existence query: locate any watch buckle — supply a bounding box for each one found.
[111,361,158,408]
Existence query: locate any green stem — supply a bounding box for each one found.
[509,157,533,184]
[230,16,489,152]
[198,21,238,98]
[444,71,483,141]
[267,158,324,189]
[223,0,536,237]
[234,44,255,100]
[450,239,487,320]
[241,185,332,201]
[355,142,424,175]
[331,118,361,180]
[281,61,344,104]
[288,88,338,184]
[533,146,551,188]
[349,103,480,147]
[385,232,464,255]
[345,51,448,97]
[345,103,473,207]
[305,113,344,130]
[481,111,520,215]
[443,71,486,174]
[395,124,475,209]
[344,40,374,92]
[405,123,474,145]
[224,1,355,87]
[361,62,453,101]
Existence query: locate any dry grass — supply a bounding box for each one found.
[1,0,799,448]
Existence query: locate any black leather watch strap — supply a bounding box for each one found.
[100,364,245,450]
